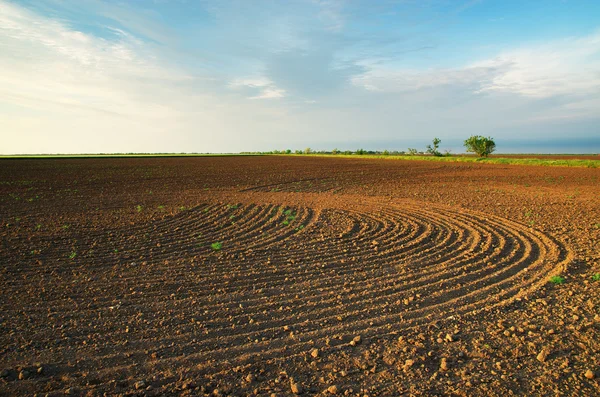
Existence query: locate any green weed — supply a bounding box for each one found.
[211,242,222,251]
[592,273,600,282]
[69,251,77,260]
[136,205,143,213]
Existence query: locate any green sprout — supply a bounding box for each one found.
[136,205,143,213]
[549,275,565,285]
[211,242,222,251]
[592,273,600,282]
[69,251,77,260]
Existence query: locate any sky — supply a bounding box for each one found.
[1,0,599,154]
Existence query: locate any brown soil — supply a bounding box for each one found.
[0,156,598,397]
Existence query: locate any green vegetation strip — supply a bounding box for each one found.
[297,154,600,168]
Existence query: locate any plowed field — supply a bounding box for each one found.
[1,156,598,396]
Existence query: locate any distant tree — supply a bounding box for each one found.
[382,150,389,156]
[285,149,292,154]
[304,147,312,154]
[464,136,496,157]
[426,137,442,157]
[332,148,339,155]
[356,148,366,155]
[407,148,418,155]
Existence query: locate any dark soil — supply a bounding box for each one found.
[0,156,598,396]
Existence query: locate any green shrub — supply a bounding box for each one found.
[464,136,496,157]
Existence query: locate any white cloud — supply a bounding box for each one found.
[474,32,600,98]
[353,31,600,100]
[228,77,286,100]
[0,1,191,120]
[313,0,346,32]
[249,88,286,100]
[351,65,501,93]
[0,1,291,153]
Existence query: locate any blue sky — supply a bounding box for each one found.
[1,0,599,154]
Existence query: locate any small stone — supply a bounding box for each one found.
[36,366,44,374]
[246,374,255,383]
[18,370,30,380]
[350,336,362,346]
[445,333,454,342]
[134,380,146,390]
[440,358,449,371]
[290,380,303,394]
[584,369,595,379]
[404,359,415,369]
[327,385,339,394]
[537,348,549,363]
[182,382,195,390]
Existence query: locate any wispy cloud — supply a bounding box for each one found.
[475,32,600,98]
[228,77,286,100]
[351,30,600,122]
[353,31,600,97]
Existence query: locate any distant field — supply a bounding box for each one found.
[2,152,599,168]
[0,153,252,159]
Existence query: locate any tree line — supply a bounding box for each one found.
[243,136,496,158]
